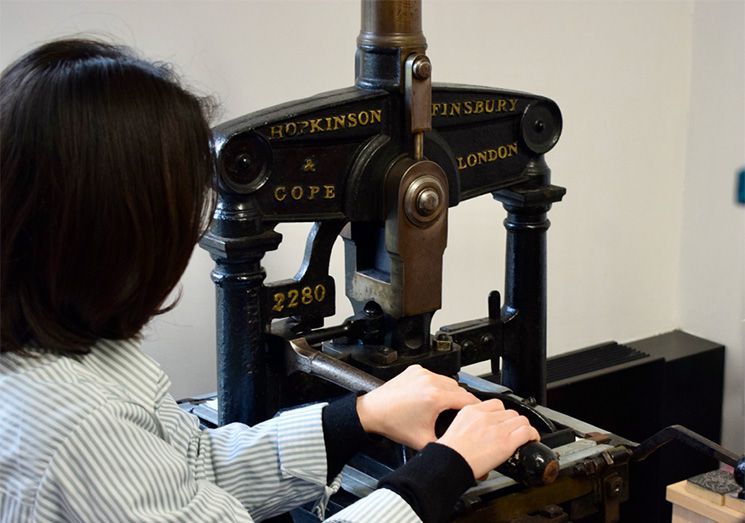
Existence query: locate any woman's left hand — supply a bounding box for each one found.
[355,364,480,449]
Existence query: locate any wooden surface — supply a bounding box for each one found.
[666,481,745,523]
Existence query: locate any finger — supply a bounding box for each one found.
[488,408,520,422]
[441,389,480,410]
[498,415,534,436]
[507,424,541,448]
[477,398,506,411]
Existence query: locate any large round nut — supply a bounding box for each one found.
[403,174,444,226]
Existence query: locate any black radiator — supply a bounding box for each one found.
[546,330,725,522]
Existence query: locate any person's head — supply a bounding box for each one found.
[1,38,215,354]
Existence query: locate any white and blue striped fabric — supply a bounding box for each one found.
[0,339,419,522]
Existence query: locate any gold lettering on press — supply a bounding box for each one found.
[432,98,518,117]
[273,185,336,202]
[272,283,327,313]
[456,142,519,170]
[302,158,317,172]
[269,109,382,139]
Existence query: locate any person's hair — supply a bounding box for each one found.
[1,38,216,354]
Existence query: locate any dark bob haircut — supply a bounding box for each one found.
[1,39,215,354]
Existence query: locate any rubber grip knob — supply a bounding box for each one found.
[495,441,560,487]
[434,409,559,486]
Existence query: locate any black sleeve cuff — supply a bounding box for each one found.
[322,393,369,482]
[378,442,475,523]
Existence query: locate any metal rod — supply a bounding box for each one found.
[358,0,425,50]
[356,0,427,90]
[414,133,424,160]
[287,338,384,392]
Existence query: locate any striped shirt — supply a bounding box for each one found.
[0,338,419,522]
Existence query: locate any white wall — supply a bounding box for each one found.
[2,1,741,450]
[678,1,744,453]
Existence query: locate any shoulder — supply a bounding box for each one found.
[0,350,122,438]
[0,347,149,420]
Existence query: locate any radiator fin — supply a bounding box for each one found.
[547,343,649,382]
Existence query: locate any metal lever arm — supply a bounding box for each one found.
[287,337,384,392]
[633,425,745,498]
[632,424,741,466]
[286,337,559,487]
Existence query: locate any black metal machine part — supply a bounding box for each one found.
[198,1,742,521]
[200,20,566,429]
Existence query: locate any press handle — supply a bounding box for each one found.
[435,409,560,487]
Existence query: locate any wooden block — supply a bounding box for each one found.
[667,481,745,523]
[724,491,745,513]
[685,470,740,506]
[671,503,718,523]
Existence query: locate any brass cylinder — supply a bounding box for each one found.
[358,0,427,51]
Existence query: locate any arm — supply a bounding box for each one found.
[200,402,331,519]
[39,370,534,523]
[323,392,474,523]
[199,366,538,523]
[41,398,336,522]
[325,443,475,523]
[322,366,540,523]
[39,400,257,522]
[322,402,537,523]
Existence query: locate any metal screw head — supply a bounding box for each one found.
[363,301,383,318]
[372,347,398,364]
[412,55,431,80]
[605,475,623,498]
[416,188,440,216]
[480,333,495,348]
[434,333,452,352]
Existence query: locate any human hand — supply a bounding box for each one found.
[355,364,479,449]
[436,399,540,480]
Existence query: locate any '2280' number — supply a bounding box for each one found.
[272,284,327,312]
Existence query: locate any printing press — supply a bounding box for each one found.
[194,1,745,521]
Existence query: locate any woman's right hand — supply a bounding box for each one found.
[436,399,540,480]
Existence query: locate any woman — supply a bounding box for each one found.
[0,39,539,523]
